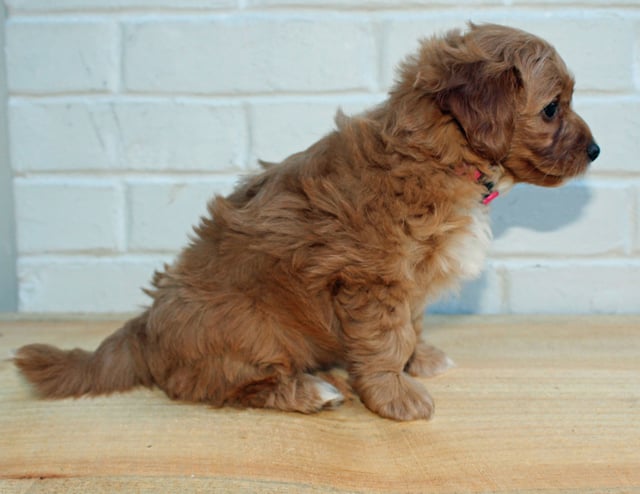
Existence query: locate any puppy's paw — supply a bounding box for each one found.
[312,377,345,410]
[358,373,434,421]
[405,342,455,378]
[286,374,345,413]
[238,372,344,414]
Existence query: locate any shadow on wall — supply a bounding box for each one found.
[430,182,592,314]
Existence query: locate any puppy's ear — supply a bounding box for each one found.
[433,62,522,162]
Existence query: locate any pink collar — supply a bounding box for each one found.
[470,167,500,205]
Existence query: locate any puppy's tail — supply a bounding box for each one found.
[14,312,153,398]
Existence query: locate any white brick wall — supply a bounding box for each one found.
[4,1,639,314]
[14,178,124,253]
[505,261,640,314]
[126,177,237,251]
[7,20,118,94]
[124,17,377,94]
[10,100,248,171]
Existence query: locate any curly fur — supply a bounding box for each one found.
[15,23,599,420]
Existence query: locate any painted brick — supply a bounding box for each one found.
[381,15,480,89]
[248,0,638,5]
[127,177,238,252]
[4,4,639,315]
[14,179,123,254]
[490,181,631,257]
[124,17,376,94]
[635,22,640,92]
[6,21,118,94]
[573,96,639,174]
[18,256,170,313]
[115,102,246,171]
[506,261,640,314]
[635,185,640,254]
[249,97,380,163]
[10,101,116,172]
[248,0,480,6]
[508,16,635,92]
[381,14,634,92]
[6,0,235,11]
[10,100,246,172]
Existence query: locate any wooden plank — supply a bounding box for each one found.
[1,316,639,493]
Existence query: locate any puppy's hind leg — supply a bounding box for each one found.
[236,372,344,414]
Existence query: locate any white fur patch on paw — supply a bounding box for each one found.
[314,380,344,409]
[431,355,456,376]
[443,356,456,370]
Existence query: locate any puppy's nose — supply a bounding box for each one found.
[587,141,600,161]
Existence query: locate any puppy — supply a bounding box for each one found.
[15,24,599,420]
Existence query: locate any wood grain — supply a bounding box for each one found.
[1,315,639,493]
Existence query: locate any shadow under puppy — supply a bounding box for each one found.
[15,23,599,421]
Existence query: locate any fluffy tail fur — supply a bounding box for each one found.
[14,312,153,398]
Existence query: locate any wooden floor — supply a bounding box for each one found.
[1,315,639,493]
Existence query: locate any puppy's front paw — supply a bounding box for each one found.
[405,342,455,378]
[358,373,434,421]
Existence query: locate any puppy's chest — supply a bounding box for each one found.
[446,207,493,279]
[404,206,493,287]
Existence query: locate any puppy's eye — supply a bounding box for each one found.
[542,101,559,120]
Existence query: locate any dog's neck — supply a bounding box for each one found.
[473,167,500,205]
[457,164,501,205]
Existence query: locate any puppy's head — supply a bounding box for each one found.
[406,23,599,186]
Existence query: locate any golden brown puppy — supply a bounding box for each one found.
[15,24,599,420]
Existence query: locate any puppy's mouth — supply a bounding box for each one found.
[506,131,598,187]
[535,158,590,185]
[504,153,591,187]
